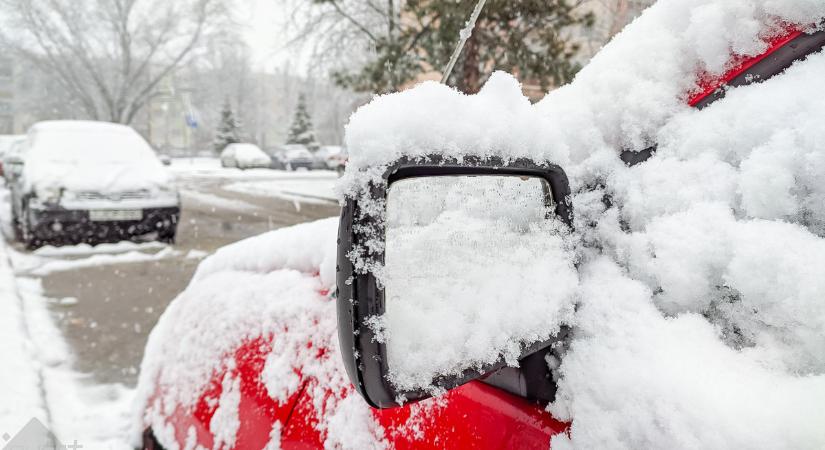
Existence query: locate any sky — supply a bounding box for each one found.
[240,0,302,73]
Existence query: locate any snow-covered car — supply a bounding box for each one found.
[136,3,825,450]
[281,144,315,171]
[316,145,347,172]
[1,138,26,183]
[9,121,179,248]
[220,143,271,170]
[0,134,25,178]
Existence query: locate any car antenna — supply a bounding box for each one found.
[441,0,488,85]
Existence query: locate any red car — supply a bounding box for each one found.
[137,20,825,450]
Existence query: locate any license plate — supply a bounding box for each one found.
[89,209,143,221]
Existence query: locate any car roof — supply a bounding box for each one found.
[29,120,133,134]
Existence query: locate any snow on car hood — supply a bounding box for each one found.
[23,121,171,193]
[132,219,368,447]
[136,0,825,448]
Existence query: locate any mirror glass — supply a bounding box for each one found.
[8,162,23,178]
[381,175,579,392]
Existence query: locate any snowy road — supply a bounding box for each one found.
[0,160,340,448]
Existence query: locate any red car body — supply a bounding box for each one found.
[142,25,823,450]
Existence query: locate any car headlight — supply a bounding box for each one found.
[37,187,63,203]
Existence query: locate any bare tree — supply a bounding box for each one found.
[0,0,228,124]
[284,0,417,93]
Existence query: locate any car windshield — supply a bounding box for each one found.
[286,148,311,158]
[29,128,159,166]
[230,144,264,158]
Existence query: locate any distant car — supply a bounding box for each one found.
[2,138,26,183]
[282,145,315,171]
[8,121,180,248]
[319,145,348,173]
[0,135,25,178]
[267,149,288,170]
[220,143,271,170]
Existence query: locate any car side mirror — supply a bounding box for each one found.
[336,156,575,408]
[7,161,23,179]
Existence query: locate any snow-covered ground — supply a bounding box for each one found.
[223,178,337,204]
[15,276,134,449]
[171,157,338,204]
[0,236,136,448]
[0,238,49,438]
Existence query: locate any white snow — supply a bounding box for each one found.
[23,121,172,195]
[223,176,338,203]
[0,240,48,437]
[134,218,345,447]
[209,374,241,450]
[221,143,271,166]
[11,246,178,276]
[181,189,260,212]
[14,276,134,450]
[382,176,577,390]
[33,241,168,257]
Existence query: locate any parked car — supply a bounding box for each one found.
[267,148,288,170]
[0,135,25,178]
[282,144,315,171]
[136,12,825,450]
[2,138,26,183]
[220,143,271,170]
[9,121,179,248]
[316,145,347,173]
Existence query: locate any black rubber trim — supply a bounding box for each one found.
[621,27,825,166]
[694,28,825,110]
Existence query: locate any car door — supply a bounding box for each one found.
[279,380,568,449]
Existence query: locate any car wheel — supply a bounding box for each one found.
[142,428,166,450]
[286,163,294,171]
[158,226,177,244]
[11,206,23,241]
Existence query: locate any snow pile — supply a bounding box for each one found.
[382,176,577,390]
[339,72,569,198]
[23,121,171,194]
[549,258,825,449]
[193,217,337,287]
[8,244,177,276]
[0,241,48,435]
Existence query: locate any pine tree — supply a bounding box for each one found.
[286,94,320,151]
[214,99,241,153]
[326,0,593,94]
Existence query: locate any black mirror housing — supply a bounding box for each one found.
[336,155,573,409]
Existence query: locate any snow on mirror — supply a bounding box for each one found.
[381,175,579,392]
